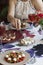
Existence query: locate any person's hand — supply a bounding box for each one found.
[11,18,21,30]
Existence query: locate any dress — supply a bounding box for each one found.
[14,0,36,19]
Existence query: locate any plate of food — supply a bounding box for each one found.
[0,50,31,65]
[19,37,35,46]
[0,29,16,44]
[0,26,23,44]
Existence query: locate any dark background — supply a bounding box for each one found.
[0,0,9,22]
[0,0,43,22]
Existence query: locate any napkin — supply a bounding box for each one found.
[26,44,43,57]
[33,44,43,57]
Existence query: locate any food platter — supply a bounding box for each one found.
[0,22,31,44]
[0,50,31,65]
[0,28,23,44]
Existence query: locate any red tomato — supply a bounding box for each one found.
[18,59,22,62]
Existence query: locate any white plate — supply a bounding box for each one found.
[0,50,31,65]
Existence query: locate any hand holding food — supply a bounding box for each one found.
[12,18,21,30]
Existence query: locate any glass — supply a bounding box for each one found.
[28,14,38,24]
[28,14,35,21]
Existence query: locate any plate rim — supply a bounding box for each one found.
[0,50,31,65]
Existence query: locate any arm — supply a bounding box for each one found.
[31,0,43,12]
[7,0,17,23]
[7,0,21,30]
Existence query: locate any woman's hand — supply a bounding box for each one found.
[11,18,21,30]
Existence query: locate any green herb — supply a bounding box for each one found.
[39,19,43,26]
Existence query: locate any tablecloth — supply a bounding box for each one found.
[0,25,43,65]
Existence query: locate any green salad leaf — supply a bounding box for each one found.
[39,19,43,26]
